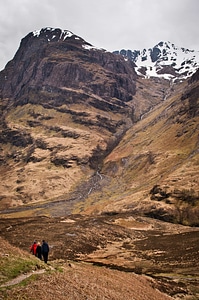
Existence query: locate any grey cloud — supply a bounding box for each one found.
[0,0,199,70]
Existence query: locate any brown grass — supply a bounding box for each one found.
[1,261,172,300]
[0,235,173,300]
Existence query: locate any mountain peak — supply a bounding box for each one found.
[32,27,74,41]
[114,41,199,80]
[29,27,103,51]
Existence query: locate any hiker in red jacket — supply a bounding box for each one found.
[30,240,37,255]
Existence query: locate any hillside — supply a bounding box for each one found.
[77,72,199,226]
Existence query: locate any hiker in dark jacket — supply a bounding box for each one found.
[41,240,49,263]
[36,242,42,260]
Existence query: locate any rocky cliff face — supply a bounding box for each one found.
[0,27,136,104]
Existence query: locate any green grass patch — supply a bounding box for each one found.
[0,255,44,285]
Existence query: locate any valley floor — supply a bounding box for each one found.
[0,212,199,299]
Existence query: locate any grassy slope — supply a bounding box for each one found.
[0,237,46,286]
[0,99,118,209]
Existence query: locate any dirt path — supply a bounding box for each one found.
[0,269,45,287]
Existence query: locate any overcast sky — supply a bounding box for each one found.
[0,0,198,70]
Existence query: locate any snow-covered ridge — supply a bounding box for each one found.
[114,41,199,80]
[32,27,103,51]
[32,27,73,40]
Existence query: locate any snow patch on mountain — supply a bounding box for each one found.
[33,27,73,40]
[32,27,104,52]
[114,41,199,81]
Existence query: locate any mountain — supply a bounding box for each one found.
[0,27,138,210]
[0,27,198,226]
[0,27,137,101]
[114,41,199,80]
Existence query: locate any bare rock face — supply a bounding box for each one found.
[182,68,199,117]
[189,68,199,83]
[0,27,137,105]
